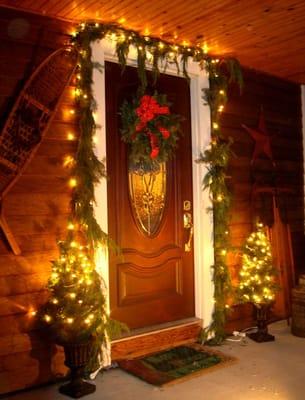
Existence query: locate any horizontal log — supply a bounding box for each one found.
[221,112,301,132]
[11,176,71,194]
[5,193,71,216]
[35,139,77,159]
[0,291,49,317]
[0,314,39,337]
[45,121,79,141]
[17,233,63,253]
[0,251,57,277]
[0,331,46,357]
[225,94,301,121]
[0,352,66,395]
[0,272,50,297]
[9,214,69,236]
[23,156,73,176]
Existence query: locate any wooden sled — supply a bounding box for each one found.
[252,185,296,319]
[0,47,78,255]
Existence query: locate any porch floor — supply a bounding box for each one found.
[3,320,305,400]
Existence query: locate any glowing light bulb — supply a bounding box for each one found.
[63,155,75,168]
[44,315,52,323]
[213,122,219,129]
[68,223,75,231]
[67,132,75,141]
[202,43,209,54]
[69,178,77,188]
[67,318,74,324]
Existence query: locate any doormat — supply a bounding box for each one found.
[118,343,237,386]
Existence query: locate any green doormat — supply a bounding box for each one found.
[118,343,237,386]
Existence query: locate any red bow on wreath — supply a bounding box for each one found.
[135,95,170,159]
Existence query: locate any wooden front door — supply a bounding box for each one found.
[105,62,195,329]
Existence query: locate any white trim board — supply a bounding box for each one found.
[91,39,214,348]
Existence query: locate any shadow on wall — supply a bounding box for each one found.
[29,331,67,387]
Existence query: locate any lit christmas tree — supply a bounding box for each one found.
[238,221,279,342]
[39,235,126,397]
[239,221,278,305]
[41,239,109,345]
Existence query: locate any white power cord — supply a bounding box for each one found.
[226,326,257,342]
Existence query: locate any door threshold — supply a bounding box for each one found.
[111,317,202,360]
[112,317,201,343]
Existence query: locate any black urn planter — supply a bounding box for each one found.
[59,340,96,398]
[248,303,275,343]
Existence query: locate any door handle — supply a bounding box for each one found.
[183,212,193,252]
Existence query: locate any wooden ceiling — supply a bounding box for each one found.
[2,0,305,84]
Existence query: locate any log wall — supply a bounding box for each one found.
[0,5,304,395]
[0,7,75,394]
[224,68,304,330]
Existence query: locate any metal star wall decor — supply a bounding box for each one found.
[242,107,275,166]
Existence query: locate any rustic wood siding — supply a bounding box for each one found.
[0,7,75,394]
[224,68,304,330]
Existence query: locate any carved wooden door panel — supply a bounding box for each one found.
[106,61,195,329]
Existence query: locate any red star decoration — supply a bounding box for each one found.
[242,108,275,166]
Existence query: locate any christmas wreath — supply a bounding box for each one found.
[120,93,181,165]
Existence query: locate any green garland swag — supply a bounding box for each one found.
[71,22,243,344]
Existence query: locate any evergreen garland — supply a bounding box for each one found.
[197,58,243,343]
[67,23,243,344]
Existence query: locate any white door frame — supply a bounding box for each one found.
[91,39,214,337]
